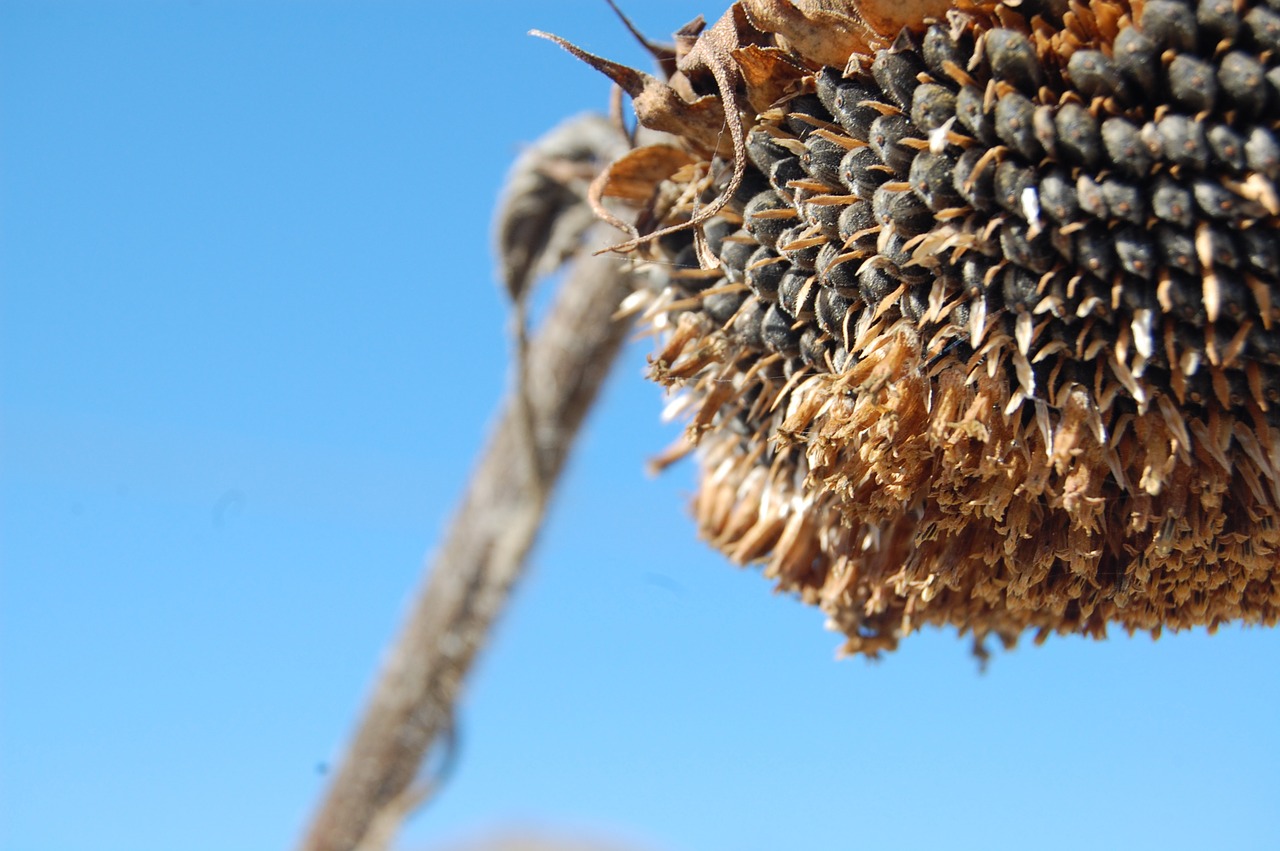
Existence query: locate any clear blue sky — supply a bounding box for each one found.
[3,3,1278,850]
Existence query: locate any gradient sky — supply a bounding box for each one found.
[3,3,1279,850]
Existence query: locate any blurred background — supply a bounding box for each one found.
[3,2,1278,850]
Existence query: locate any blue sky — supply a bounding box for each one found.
[3,3,1278,850]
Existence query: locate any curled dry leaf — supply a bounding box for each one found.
[587,144,698,239]
[494,113,629,301]
[593,145,698,204]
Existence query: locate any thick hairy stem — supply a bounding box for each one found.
[298,223,636,851]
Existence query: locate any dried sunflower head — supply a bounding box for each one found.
[550,0,1280,656]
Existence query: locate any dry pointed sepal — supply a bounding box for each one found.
[531,31,731,157]
[604,0,680,81]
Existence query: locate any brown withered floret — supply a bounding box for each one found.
[548,0,1280,656]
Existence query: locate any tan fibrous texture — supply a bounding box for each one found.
[584,0,1280,655]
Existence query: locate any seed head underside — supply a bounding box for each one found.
[569,0,1280,655]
